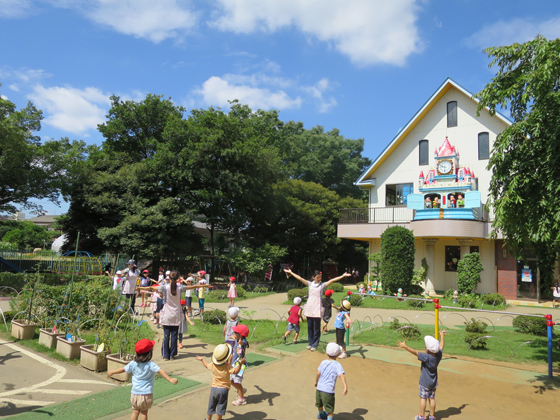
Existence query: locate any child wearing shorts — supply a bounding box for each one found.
[282,297,303,344]
[223,307,239,349]
[321,289,336,332]
[334,299,352,359]
[315,342,348,420]
[108,339,177,420]
[398,331,446,420]
[230,324,249,406]
[196,343,244,420]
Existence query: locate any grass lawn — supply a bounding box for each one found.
[204,290,276,303]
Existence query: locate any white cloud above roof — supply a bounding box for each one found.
[0,0,33,18]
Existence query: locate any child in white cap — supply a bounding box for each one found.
[397,331,446,420]
[315,342,348,420]
[282,297,303,344]
[223,307,239,348]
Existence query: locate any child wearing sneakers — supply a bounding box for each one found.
[195,343,244,420]
[321,290,336,333]
[398,331,446,420]
[230,324,249,406]
[334,300,353,359]
[223,307,239,349]
[282,297,303,344]
[178,299,195,349]
[315,342,348,420]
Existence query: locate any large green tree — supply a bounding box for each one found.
[476,36,560,297]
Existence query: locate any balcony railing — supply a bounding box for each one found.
[339,207,414,224]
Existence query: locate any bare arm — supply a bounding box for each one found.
[439,330,446,351]
[323,272,352,288]
[315,371,321,387]
[344,313,353,326]
[397,340,419,356]
[283,268,308,287]
[232,358,246,375]
[158,369,178,385]
[185,311,194,326]
[107,367,125,378]
[339,373,348,395]
[195,355,209,368]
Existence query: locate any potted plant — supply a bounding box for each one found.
[80,320,112,372]
[107,319,151,381]
[11,271,42,340]
[39,323,65,348]
[56,319,86,359]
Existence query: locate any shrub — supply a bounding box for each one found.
[236,287,245,298]
[386,318,420,339]
[380,226,415,293]
[207,290,227,300]
[326,283,344,293]
[512,315,547,336]
[287,288,308,301]
[203,309,227,325]
[458,295,477,308]
[480,293,506,307]
[464,318,488,349]
[457,252,484,294]
[347,294,362,307]
[253,286,268,293]
[444,288,455,300]
[406,295,425,309]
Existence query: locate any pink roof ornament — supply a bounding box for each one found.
[419,171,424,178]
[436,136,457,157]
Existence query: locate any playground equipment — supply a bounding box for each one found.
[53,251,103,275]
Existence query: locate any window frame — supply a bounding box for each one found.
[419,139,429,165]
[478,132,489,160]
[445,246,460,272]
[385,183,414,207]
[447,101,457,127]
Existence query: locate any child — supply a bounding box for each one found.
[113,270,123,291]
[230,324,249,406]
[195,343,244,420]
[178,299,195,349]
[223,307,239,349]
[282,297,303,344]
[315,342,348,420]
[108,339,178,420]
[397,331,446,420]
[551,282,560,308]
[139,270,150,307]
[227,276,237,307]
[321,290,336,333]
[196,271,207,315]
[184,276,195,316]
[148,289,159,322]
[334,300,353,359]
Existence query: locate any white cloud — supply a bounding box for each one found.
[209,0,423,66]
[28,85,110,135]
[8,84,19,92]
[303,78,337,113]
[466,17,560,50]
[0,0,33,18]
[194,76,302,110]
[0,94,8,100]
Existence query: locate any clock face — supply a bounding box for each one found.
[437,160,452,174]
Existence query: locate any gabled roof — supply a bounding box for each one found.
[355,78,512,186]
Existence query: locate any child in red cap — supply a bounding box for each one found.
[230,324,250,406]
[108,339,177,420]
[227,276,237,307]
[321,289,336,333]
[178,299,194,349]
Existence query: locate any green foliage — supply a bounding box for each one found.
[379,226,415,293]
[1,221,50,250]
[347,294,362,307]
[457,253,484,294]
[326,282,344,293]
[412,257,428,286]
[253,286,269,293]
[444,288,455,300]
[476,36,560,289]
[458,294,478,308]
[222,244,287,277]
[512,315,547,336]
[406,295,425,308]
[206,290,228,301]
[464,318,488,349]
[287,288,308,301]
[203,309,227,325]
[480,293,506,307]
[0,272,108,290]
[386,318,421,339]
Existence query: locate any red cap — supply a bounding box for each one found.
[135,339,155,354]
[199,270,206,276]
[230,276,236,282]
[232,324,249,337]
[159,267,164,271]
[180,299,186,305]
[142,269,149,273]
[324,289,334,297]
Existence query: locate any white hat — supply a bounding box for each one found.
[293,297,302,305]
[186,276,194,282]
[116,270,122,275]
[326,342,342,357]
[424,335,440,353]
[228,307,239,318]
[165,270,171,275]
[199,279,207,284]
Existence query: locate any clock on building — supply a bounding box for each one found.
[437,159,453,175]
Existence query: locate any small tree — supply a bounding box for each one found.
[368,252,382,290]
[457,252,484,294]
[379,226,415,293]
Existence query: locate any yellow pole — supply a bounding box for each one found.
[434,298,440,337]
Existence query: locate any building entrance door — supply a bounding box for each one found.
[516,259,539,299]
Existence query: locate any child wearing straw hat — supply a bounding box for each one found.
[397,331,446,420]
[195,343,245,420]
[334,300,353,359]
[315,342,348,420]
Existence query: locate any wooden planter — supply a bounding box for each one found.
[106,353,133,381]
[11,319,37,340]
[56,336,86,359]
[80,344,109,372]
[39,328,65,349]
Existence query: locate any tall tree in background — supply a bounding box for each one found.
[476,35,560,298]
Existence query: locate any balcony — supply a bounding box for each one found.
[339,207,414,224]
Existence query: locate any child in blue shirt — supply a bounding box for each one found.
[315,342,348,420]
[108,339,177,420]
[334,300,353,359]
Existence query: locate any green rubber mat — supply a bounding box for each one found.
[9,376,200,420]
[246,352,276,367]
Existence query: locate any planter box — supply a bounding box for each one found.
[107,353,132,381]
[39,328,65,349]
[11,319,37,340]
[56,336,86,359]
[80,344,109,372]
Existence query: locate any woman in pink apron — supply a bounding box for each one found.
[284,268,351,351]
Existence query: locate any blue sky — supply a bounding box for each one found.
[2,0,560,215]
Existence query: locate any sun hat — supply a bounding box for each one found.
[228,307,239,318]
[232,324,249,337]
[180,299,186,305]
[212,343,233,365]
[199,279,207,284]
[293,297,302,305]
[424,335,440,353]
[230,276,236,282]
[326,342,342,357]
[127,259,136,265]
[135,339,155,354]
[199,270,206,276]
[341,299,352,311]
[116,270,122,275]
[324,289,334,297]
[165,270,171,275]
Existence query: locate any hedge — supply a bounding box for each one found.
[287,288,308,301]
[380,226,415,293]
[0,272,109,291]
[326,283,344,293]
[512,315,547,336]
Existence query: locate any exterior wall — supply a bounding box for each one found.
[495,240,517,300]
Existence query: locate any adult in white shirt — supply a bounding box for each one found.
[122,262,140,314]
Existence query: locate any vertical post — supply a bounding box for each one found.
[346,321,350,347]
[546,314,554,378]
[67,232,80,314]
[434,298,440,337]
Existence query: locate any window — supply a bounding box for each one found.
[470,246,479,254]
[478,132,489,160]
[447,101,457,127]
[386,183,413,206]
[445,246,460,271]
[419,140,429,165]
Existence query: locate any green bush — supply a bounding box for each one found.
[458,295,477,308]
[0,272,108,290]
[464,318,488,349]
[203,309,226,325]
[444,288,455,300]
[236,287,245,298]
[406,295,425,308]
[386,318,420,339]
[457,252,484,294]
[253,286,269,293]
[480,293,506,307]
[512,315,547,336]
[326,283,344,293]
[380,226,415,293]
[348,294,362,307]
[207,290,227,300]
[287,288,308,301]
